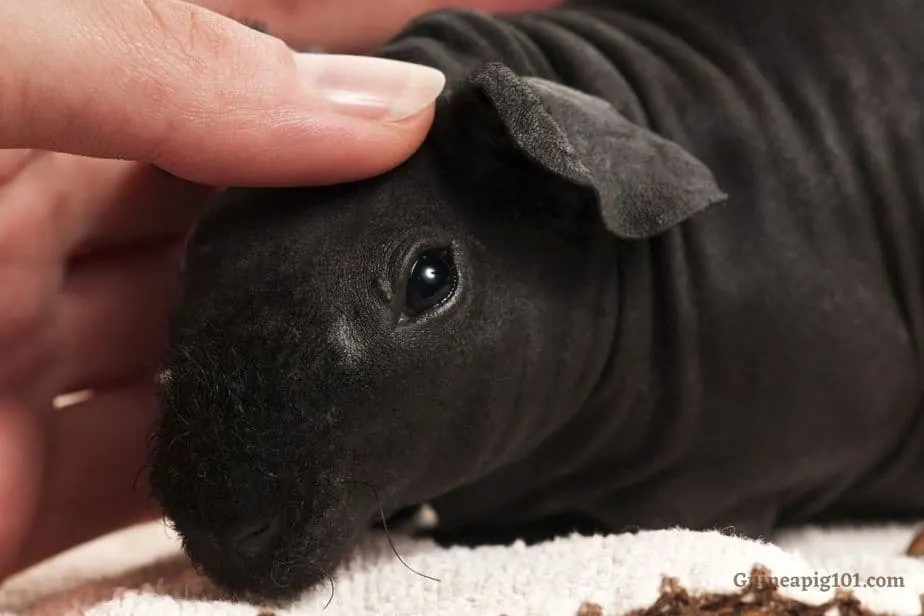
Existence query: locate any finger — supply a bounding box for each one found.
[56,243,183,395]
[0,216,59,402]
[0,399,45,578]
[71,163,213,254]
[6,154,212,257]
[0,262,57,391]
[0,0,444,186]
[0,149,42,186]
[13,382,162,574]
[192,0,565,53]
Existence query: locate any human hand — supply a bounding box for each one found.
[0,0,447,580]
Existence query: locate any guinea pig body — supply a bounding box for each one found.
[149,0,924,602]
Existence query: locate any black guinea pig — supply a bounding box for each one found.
[149,0,924,604]
[148,60,724,600]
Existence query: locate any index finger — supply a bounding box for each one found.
[0,0,445,186]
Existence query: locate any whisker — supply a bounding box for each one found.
[322,568,335,610]
[344,479,440,583]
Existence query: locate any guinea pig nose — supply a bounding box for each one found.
[231,516,280,557]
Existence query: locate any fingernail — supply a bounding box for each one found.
[294,54,446,122]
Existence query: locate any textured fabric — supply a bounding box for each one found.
[2,521,923,615]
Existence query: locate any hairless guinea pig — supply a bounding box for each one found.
[148,0,924,603]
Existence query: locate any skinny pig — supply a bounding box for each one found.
[148,0,924,602]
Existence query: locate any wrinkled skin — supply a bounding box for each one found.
[151,116,604,599]
[151,114,594,599]
[148,60,723,600]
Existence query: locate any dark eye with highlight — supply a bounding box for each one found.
[404,248,456,315]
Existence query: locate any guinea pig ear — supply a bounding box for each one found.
[436,62,727,239]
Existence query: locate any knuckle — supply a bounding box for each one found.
[259,34,299,76]
[130,0,238,164]
[0,156,74,264]
[142,0,235,67]
[0,264,51,363]
[109,0,298,171]
[0,173,66,386]
[0,244,56,386]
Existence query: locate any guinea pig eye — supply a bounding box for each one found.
[404,248,456,315]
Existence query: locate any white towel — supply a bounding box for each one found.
[2,519,923,616]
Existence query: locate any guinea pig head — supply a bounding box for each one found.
[148,63,725,601]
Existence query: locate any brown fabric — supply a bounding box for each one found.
[907,528,924,557]
[15,556,227,616]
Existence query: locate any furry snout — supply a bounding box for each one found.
[177,514,282,567]
[150,455,350,601]
[170,513,307,601]
[148,413,374,602]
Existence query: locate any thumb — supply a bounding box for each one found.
[0,0,445,186]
